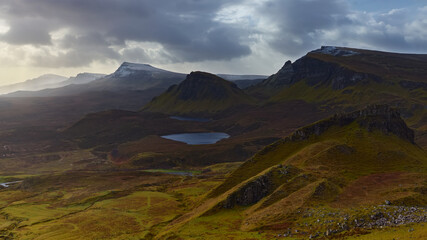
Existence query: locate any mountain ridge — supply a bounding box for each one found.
[5,62,186,97]
[60,72,106,85]
[0,74,68,95]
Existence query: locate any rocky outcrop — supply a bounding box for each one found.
[285,105,414,143]
[261,47,381,90]
[262,60,294,87]
[222,172,272,208]
[221,165,300,208]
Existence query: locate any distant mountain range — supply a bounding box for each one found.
[5,63,185,97]
[0,74,68,95]
[0,62,267,147]
[4,62,266,98]
[0,73,106,95]
[60,73,106,86]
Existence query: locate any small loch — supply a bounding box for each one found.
[170,116,211,122]
[161,132,230,145]
[0,181,22,188]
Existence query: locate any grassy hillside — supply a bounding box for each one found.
[160,105,427,239]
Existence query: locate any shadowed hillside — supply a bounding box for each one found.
[143,71,256,116]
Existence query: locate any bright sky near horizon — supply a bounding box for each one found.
[0,0,426,85]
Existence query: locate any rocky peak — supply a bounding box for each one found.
[261,60,294,87]
[287,105,414,143]
[284,60,292,67]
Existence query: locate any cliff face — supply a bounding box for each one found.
[221,165,300,208]
[262,51,382,90]
[287,105,414,143]
[222,172,272,208]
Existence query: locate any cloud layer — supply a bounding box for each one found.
[0,0,426,75]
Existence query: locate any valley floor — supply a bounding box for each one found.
[0,166,425,240]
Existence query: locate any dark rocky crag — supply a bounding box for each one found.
[221,165,301,209]
[260,46,382,90]
[287,104,414,143]
[222,172,272,208]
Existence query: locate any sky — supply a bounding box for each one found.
[0,0,426,85]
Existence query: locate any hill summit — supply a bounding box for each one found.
[111,62,168,77]
[143,71,255,116]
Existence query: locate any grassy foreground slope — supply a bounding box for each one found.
[159,105,427,239]
[0,166,238,240]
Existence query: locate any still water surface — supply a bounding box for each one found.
[161,132,230,145]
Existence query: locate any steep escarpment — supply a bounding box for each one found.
[143,71,255,116]
[258,46,382,92]
[286,104,414,143]
[249,46,427,113]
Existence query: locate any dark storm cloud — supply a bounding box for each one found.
[0,0,426,69]
[32,33,121,67]
[259,0,427,57]
[0,0,251,67]
[260,0,351,56]
[164,26,252,62]
[1,19,52,45]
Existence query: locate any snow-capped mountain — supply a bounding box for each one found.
[311,46,359,56]
[111,62,168,78]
